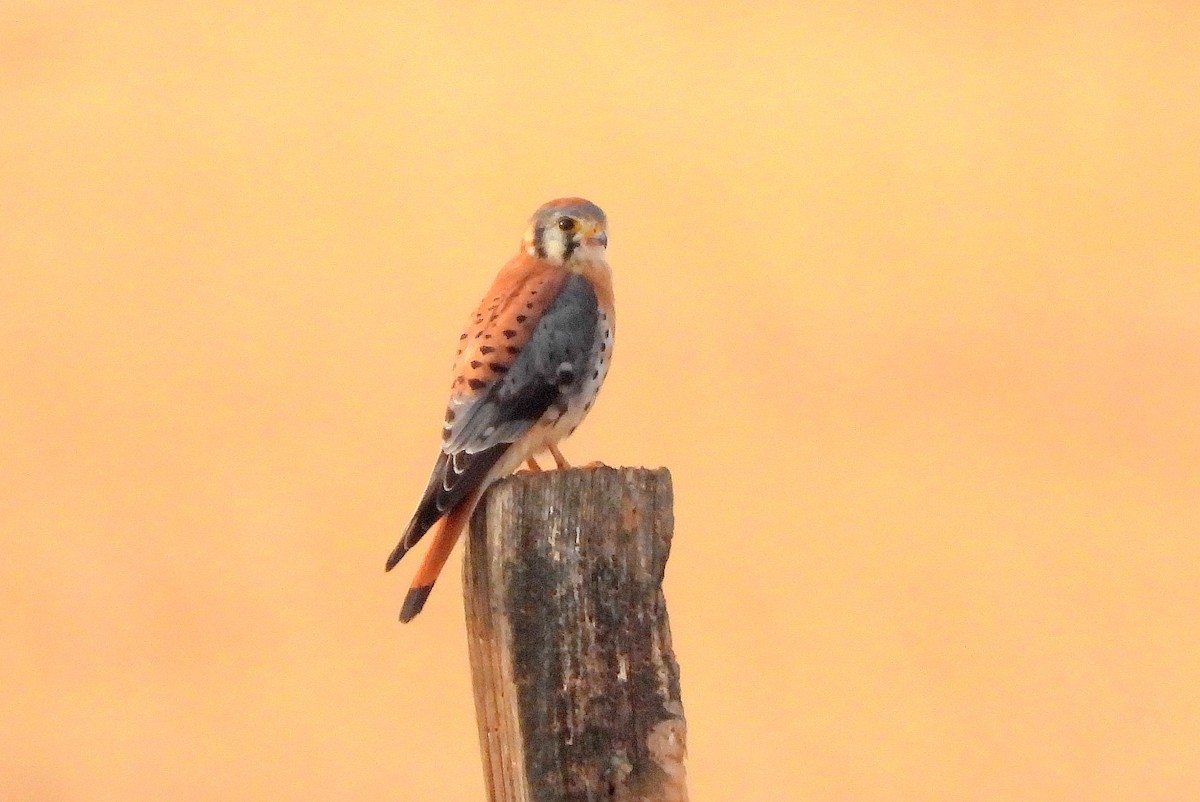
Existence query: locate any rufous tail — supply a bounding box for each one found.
[398,491,482,623]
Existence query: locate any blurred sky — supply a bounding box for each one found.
[2,2,1198,800]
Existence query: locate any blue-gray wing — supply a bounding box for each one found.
[444,272,599,453]
[386,273,599,570]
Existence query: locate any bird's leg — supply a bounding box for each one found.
[517,456,543,475]
[549,444,571,470]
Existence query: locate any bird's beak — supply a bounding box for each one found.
[584,229,608,249]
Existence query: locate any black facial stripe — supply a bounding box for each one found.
[533,224,546,259]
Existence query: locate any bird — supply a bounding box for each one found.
[386,198,615,622]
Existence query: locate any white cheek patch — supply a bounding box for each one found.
[542,235,566,263]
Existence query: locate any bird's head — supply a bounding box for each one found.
[522,198,608,268]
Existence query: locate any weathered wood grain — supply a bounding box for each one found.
[463,467,686,802]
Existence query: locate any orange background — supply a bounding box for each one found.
[3,3,1198,800]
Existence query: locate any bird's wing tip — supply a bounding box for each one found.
[384,543,406,572]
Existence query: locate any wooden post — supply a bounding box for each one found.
[463,467,687,802]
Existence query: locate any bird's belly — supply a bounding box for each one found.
[551,383,600,438]
[530,333,612,454]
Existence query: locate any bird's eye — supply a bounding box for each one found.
[557,217,576,232]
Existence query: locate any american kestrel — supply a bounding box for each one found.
[386,198,615,622]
